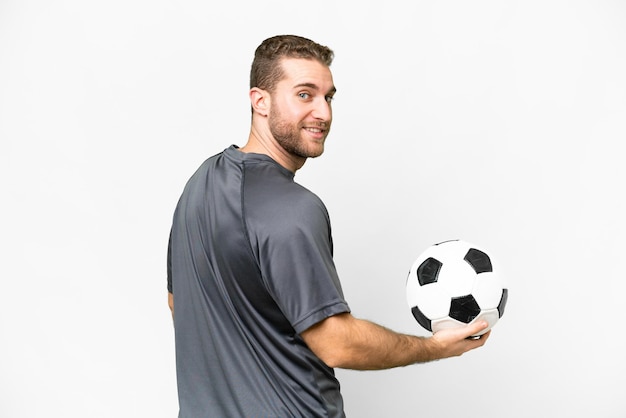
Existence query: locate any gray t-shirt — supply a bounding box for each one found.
[168,145,350,417]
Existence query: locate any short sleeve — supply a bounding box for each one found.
[257,207,350,333]
[243,162,350,333]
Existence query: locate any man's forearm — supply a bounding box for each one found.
[300,312,489,370]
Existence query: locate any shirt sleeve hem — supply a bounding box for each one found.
[292,301,351,334]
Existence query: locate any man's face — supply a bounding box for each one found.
[268,58,336,159]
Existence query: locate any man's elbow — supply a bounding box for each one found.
[168,292,174,319]
[300,313,355,368]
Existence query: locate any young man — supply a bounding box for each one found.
[167,34,490,417]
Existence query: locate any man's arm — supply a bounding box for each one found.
[300,312,489,370]
[168,292,174,320]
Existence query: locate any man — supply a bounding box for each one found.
[167,34,490,417]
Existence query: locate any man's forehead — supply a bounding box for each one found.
[279,58,335,91]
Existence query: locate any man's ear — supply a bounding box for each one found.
[250,87,270,117]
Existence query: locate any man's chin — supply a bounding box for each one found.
[304,144,325,159]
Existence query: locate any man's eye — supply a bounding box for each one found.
[325,96,334,104]
[299,93,310,99]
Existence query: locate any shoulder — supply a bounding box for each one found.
[242,162,330,235]
[245,160,327,212]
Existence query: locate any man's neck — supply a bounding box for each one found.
[239,129,306,173]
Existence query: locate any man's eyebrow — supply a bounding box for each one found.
[294,83,337,95]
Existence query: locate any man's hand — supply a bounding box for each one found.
[429,321,491,359]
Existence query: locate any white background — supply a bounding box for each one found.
[2,1,625,417]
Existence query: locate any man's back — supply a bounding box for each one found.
[168,146,350,417]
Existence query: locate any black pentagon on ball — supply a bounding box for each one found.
[411,306,433,332]
[449,294,481,324]
[416,257,443,286]
[498,288,509,318]
[463,248,493,274]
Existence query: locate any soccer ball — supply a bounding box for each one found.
[406,239,508,336]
